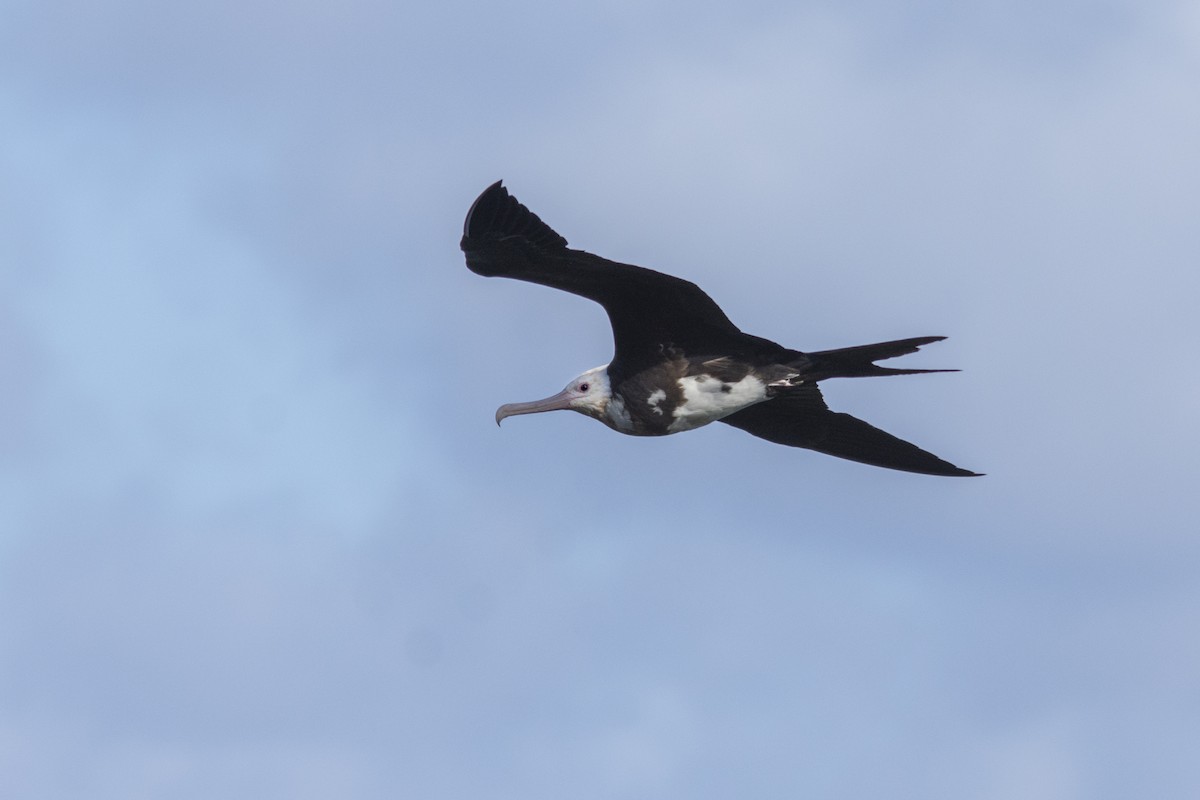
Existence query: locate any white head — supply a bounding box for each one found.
[495,366,613,426]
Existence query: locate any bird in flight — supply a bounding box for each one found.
[460,181,979,477]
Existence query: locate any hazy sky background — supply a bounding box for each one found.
[2,1,1198,798]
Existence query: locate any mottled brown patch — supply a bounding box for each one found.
[610,359,689,435]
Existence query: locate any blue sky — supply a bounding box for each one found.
[2,1,1198,797]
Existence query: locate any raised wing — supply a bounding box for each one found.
[721,385,981,476]
[461,181,743,367]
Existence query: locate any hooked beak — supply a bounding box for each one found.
[495,388,575,426]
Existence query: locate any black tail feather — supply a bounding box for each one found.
[801,336,957,380]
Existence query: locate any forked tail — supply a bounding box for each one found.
[800,336,957,380]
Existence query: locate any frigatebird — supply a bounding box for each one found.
[460,181,979,477]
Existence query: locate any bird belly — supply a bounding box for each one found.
[667,374,768,433]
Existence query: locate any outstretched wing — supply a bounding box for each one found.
[721,385,981,477]
[460,181,744,366]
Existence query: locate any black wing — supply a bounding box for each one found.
[461,181,745,367]
[721,385,981,477]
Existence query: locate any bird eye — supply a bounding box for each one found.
[578,382,590,392]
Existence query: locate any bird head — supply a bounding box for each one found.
[495,366,613,426]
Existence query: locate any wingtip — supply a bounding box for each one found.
[461,181,569,254]
[463,180,507,239]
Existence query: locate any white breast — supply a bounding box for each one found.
[668,374,768,433]
[604,394,637,433]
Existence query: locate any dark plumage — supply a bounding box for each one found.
[461,181,979,477]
